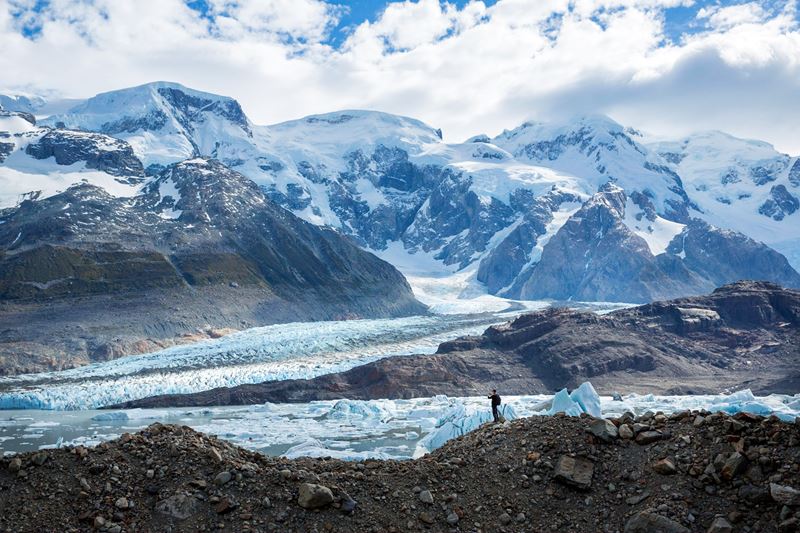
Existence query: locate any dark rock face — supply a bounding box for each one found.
[667,220,800,294]
[0,141,12,162]
[0,158,424,374]
[25,130,144,178]
[501,185,800,303]
[759,184,799,221]
[116,281,800,408]
[476,190,581,293]
[789,159,800,188]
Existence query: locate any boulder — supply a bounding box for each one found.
[653,458,677,475]
[298,483,334,510]
[588,418,619,443]
[720,452,747,481]
[635,431,663,445]
[771,483,800,507]
[553,455,594,490]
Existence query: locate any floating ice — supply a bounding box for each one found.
[0,387,798,459]
[548,388,584,417]
[91,412,129,422]
[569,382,602,417]
[546,382,602,417]
[413,401,518,457]
[327,400,389,421]
[284,438,390,461]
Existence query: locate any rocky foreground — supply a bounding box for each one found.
[117,280,800,409]
[1,409,799,532]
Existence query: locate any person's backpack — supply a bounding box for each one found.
[495,394,502,405]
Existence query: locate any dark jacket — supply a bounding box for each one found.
[489,393,501,406]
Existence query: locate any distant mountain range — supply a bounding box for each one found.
[1,81,799,371]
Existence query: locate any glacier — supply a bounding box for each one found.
[0,313,518,410]
[1,385,797,461]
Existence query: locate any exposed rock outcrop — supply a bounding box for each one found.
[115,281,800,408]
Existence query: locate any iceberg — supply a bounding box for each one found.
[327,399,391,421]
[569,382,602,417]
[547,382,602,417]
[284,438,390,461]
[413,401,517,457]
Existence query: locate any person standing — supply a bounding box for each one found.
[488,389,502,422]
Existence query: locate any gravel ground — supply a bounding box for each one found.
[0,409,798,532]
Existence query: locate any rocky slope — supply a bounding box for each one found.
[23,82,800,301]
[0,125,424,374]
[1,411,799,532]
[117,281,800,408]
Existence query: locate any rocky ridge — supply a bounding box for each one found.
[115,281,800,408]
[1,410,798,532]
[0,152,424,375]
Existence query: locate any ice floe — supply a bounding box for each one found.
[2,384,797,460]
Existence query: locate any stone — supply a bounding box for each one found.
[707,517,733,533]
[771,483,800,506]
[214,471,232,486]
[553,455,594,490]
[32,453,47,466]
[214,497,238,514]
[114,497,129,509]
[619,424,634,439]
[635,431,663,445]
[8,458,22,472]
[94,516,106,528]
[499,513,512,525]
[624,511,690,533]
[155,494,201,520]
[739,484,771,503]
[779,518,799,532]
[588,418,619,443]
[340,495,357,514]
[720,452,746,481]
[418,490,434,504]
[209,448,223,462]
[526,451,542,462]
[298,483,334,509]
[653,458,677,475]
[418,512,435,524]
[446,512,459,525]
[626,490,651,505]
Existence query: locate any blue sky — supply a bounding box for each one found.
[3,0,800,153]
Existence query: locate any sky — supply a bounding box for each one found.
[1,0,799,153]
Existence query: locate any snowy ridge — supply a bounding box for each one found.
[4,82,800,303]
[647,131,800,259]
[0,111,143,207]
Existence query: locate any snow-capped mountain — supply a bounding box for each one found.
[42,82,253,168]
[4,82,800,307]
[0,114,423,373]
[646,131,800,267]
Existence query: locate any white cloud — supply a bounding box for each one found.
[697,2,768,29]
[1,0,800,153]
